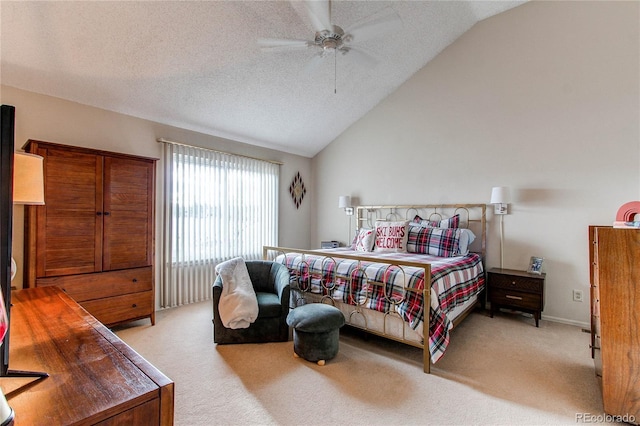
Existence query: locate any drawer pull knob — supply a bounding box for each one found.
[511,281,516,286]
[506,295,523,300]
[132,304,138,308]
[132,278,138,283]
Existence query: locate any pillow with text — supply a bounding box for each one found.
[374,220,409,253]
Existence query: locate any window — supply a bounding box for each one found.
[161,142,279,307]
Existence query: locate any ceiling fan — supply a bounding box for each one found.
[258,1,403,73]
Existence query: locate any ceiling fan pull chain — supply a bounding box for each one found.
[334,48,337,94]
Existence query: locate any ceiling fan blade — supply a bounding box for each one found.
[342,46,379,69]
[343,7,403,44]
[258,38,311,52]
[304,0,332,33]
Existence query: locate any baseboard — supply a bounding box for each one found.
[541,314,589,329]
[485,303,590,330]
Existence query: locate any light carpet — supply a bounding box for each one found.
[114,302,608,426]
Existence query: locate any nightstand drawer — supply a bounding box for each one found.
[490,288,542,310]
[488,268,546,327]
[489,274,542,293]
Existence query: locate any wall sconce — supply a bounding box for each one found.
[338,195,353,244]
[490,186,510,269]
[338,195,353,216]
[490,186,509,215]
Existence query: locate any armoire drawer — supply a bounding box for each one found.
[36,267,152,302]
[80,291,153,326]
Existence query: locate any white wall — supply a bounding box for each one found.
[311,1,640,326]
[1,86,313,299]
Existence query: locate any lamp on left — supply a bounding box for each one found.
[5,150,48,379]
[10,152,44,281]
[12,152,45,205]
[338,195,353,215]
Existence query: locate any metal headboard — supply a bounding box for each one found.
[355,204,487,258]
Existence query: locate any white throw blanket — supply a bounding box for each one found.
[215,257,259,329]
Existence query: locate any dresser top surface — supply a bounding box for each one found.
[3,286,171,425]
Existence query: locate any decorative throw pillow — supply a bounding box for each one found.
[412,214,460,229]
[374,220,409,253]
[354,228,376,252]
[457,228,476,255]
[406,226,461,257]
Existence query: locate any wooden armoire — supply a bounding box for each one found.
[23,140,157,326]
[589,226,640,423]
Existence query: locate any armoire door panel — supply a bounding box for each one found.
[42,212,101,275]
[103,157,154,271]
[37,147,103,277]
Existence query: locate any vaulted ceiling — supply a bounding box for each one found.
[1,1,525,157]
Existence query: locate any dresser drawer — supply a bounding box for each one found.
[489,273,542,293]
[490,288,542,311]
[81,291,153,326]
[36,267,153,302]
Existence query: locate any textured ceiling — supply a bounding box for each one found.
[0,1,525,157]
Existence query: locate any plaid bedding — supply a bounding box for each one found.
[277,248,484,364]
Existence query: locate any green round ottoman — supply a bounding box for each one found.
[286,303,345,366]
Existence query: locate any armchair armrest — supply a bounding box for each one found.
[271,263,290,304]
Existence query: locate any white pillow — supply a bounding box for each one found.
[374,220,409,253]
[354,228,376,252]
[457,229,476,255]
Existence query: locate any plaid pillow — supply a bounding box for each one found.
[412,214,460,229]
[407,226,461,257]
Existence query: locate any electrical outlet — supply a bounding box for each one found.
[573,289,583,302]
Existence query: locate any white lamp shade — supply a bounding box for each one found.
[13,152,45,205]
[490,187,509,204]
[338,195,351,209]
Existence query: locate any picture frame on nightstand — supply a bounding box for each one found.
[527,256,544,274]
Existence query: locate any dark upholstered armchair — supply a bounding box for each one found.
[212,260,290,344]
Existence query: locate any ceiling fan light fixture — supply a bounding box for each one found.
[314,25,344,51]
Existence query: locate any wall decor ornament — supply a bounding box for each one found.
[289,172,306,209]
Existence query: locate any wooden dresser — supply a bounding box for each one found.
[23,140,157,326]
[2,286,174,425]
[589,226,640,423]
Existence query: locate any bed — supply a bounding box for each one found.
[263,204,486,373]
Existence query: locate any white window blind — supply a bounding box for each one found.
[161,142,279,308]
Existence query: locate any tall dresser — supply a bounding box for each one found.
[589,226,640,423]
[23,140,157,326]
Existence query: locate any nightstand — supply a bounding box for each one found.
[488,268,546,327]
